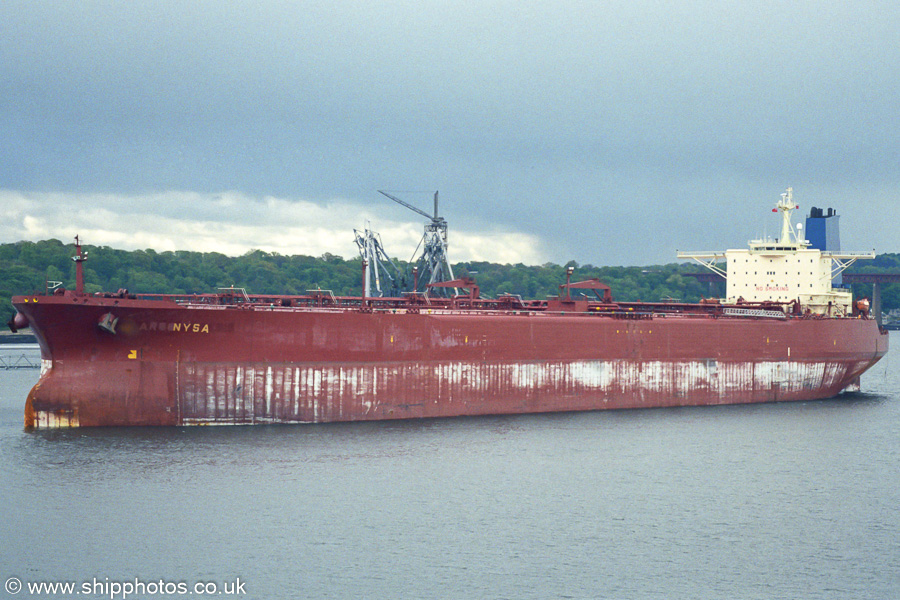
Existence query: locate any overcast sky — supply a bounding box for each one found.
[2,1,898,266]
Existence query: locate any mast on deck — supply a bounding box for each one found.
[72,235,88,295]
[773,187,803,246]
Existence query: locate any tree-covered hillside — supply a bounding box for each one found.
[3,239,899,325]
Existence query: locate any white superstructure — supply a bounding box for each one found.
[679,188,874,316]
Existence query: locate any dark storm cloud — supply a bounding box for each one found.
[2,1,899,265]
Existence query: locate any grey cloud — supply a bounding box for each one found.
[2,1,899,265]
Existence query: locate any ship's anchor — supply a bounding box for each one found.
[98,312,118,334]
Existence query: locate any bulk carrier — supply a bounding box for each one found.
[8,189,888,428]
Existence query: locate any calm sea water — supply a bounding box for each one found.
[1,340,899,600]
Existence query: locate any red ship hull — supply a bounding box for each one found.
[13,292,888,428]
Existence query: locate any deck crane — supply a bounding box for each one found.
[378,190,456,295]
[353,223,402,298]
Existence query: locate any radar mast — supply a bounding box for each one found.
[775,187,802,246]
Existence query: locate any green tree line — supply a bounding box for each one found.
[3,239,900,325]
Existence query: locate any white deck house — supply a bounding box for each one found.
[679,189,874,316]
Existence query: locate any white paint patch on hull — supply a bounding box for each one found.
[177,359,862,424]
